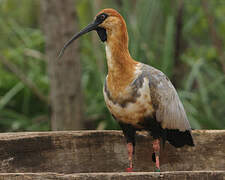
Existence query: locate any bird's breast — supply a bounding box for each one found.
[103,77,155,127]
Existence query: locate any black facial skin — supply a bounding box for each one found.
[58,13,108,58]
[95,13,108,42]
[95,13,108,24]
[96,27,107,42]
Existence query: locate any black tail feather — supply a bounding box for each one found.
[165,129,194,148]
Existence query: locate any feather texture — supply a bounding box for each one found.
[143,64,192,132]
[104,63,194,147]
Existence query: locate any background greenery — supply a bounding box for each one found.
[0,0,224,132]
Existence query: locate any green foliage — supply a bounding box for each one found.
[0,0,224,131]
[0,0,49,132]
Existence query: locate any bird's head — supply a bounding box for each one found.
[58,8,128,58]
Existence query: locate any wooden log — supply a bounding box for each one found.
[0,171,224,180]
[0,130,224,173]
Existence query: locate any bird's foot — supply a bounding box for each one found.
[155,168,160,172]
[126,167,133,172]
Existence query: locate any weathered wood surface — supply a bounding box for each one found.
[0,171,224,180]
[0,130,224,174]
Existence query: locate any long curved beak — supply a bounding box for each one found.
[58,20,100,58]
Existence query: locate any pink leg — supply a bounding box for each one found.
[153,139,160,172]
[126,142,134,172]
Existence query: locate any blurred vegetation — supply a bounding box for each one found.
[0,0,224,132]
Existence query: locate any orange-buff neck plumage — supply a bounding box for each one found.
[97,9,138,99]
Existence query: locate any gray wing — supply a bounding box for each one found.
[143,65,191,132]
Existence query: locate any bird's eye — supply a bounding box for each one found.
[100,14,105,20]
[96,13,107,22]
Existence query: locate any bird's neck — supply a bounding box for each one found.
[105,36,138,93]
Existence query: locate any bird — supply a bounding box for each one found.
[59,8,194,172]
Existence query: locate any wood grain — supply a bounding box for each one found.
[0,171,224,180]
[0,130,224,173]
